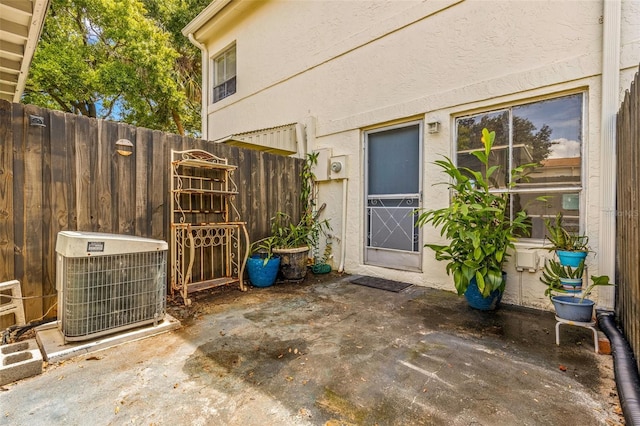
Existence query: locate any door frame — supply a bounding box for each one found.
[363,120,423,271]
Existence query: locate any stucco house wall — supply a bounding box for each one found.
[185,0,640,310]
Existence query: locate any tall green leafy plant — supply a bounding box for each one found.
[417,128,534,297]
[543,213,590,252]
[271,153,331,251]
[540,258,585,297]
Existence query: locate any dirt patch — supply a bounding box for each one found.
[166,270,347,323]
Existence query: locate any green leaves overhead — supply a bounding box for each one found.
[23,0,204,135]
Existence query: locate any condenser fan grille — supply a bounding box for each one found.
[59,251,167,340]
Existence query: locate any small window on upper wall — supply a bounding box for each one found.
[212,44,236,103]
[455,93,584,240]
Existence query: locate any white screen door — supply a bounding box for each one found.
[364,121,422,271]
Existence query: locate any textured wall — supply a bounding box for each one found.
[195,0,640,309]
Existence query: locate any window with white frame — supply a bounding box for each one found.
[455,93,584,240]
[212,44,236,103]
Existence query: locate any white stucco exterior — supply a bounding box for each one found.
[184,0,640,310]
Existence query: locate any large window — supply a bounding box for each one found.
[455,93,584,240]
[212,44,236,103]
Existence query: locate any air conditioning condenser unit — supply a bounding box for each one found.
[56,231,168,342]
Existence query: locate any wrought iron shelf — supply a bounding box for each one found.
[170,149,249,306]
[173,188,239,196]
[172,158,237,170]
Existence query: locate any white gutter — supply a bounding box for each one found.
[182,0,233,37]
[187,33,208,139]
[597,0,621,310]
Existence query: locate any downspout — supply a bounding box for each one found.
[188,33,209,139]
[338,178,348,273]
[597,0,621,310]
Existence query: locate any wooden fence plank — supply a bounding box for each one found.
[631,77,640,368]
[115,124,136,234]
[0,100,14,284]
[11,103,25,291]
[43,109,73,318]
[616,66,640,372]
[135,127,151,237]
[74,116,92,230]
[252,152,268,241]
[3,103,303,320]
[236,147,251,231]
[21,105,46,321]
[150,130,166,241]
[96,119,113,232]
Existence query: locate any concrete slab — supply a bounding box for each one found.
[35,315,181,363]
[1,273,624,425]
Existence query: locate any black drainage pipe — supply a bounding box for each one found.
[597,310,640,426]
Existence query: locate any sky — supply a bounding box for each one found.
[514,93,583,158]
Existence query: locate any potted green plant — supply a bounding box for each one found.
[540,258,585,293]
[271,152,331,281]
[544,274,614,323]
[246,237,280,288]
[544,213,590,267]
[416,128,534,310]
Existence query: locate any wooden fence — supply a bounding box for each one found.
[0,100,303,324]
[616,65,640,372]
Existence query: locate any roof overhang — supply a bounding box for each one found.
[214,123,299,156]
[0,0,50,102]
[182,0,233,39]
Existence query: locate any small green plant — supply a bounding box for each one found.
[270,211,331,249]
[268,152,331,252]
[581,275,614,303]
[544,213,589,252]
[541,262,614,302]
[540,258,585,297]
[416,128,536,297]
[249,236,278,265]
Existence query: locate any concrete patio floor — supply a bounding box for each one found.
[1,272,624,425]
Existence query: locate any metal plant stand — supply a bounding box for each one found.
[170,149,249,305]
[555,316,599,354]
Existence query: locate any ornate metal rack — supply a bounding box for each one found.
[170,149,249,305]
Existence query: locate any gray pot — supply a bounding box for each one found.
[272,246,309,281]
[551,295,594,322]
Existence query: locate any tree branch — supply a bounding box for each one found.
[48,92,73,114]
[172,109,185,136]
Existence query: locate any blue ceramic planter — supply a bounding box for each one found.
[247,255,280,288]
[556,250,587,267]
[559,277,583,293]
[464,274,505,311]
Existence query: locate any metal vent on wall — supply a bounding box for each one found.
[56,232,168,342]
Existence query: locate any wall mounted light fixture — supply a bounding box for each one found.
[427,121,440,134]
[115,139,134,156]
[29,115,46,127]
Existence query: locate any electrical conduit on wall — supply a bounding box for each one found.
[338,177,348,273]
